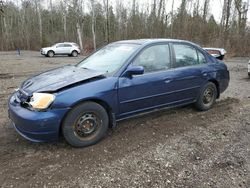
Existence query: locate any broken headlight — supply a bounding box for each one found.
[29,93,55,110]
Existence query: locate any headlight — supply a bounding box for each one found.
[29,93,55,110]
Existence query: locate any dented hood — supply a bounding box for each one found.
[21,65,105,95]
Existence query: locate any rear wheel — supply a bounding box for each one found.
[195,82,217,111]
[62,102,109,147]
[47,50,54,57]
[71,50,78,57]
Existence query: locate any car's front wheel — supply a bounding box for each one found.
[71,50,78,57]
[195,82,217,111]
[47,50,54,57]
[62,102,109,147]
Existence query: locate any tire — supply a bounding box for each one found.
[47,50,54,57]
[195,82,217,111]
[62,102,109,147]
[71,50,78,57]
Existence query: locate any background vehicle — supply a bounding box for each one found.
[203,48,227,60]
[40,42,81,57]
[9,39,230,147]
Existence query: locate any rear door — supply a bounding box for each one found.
[167,43,210,102]
[63,44,73,54]
[54,44,65,54]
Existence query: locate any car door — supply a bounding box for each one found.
[54,44,65,54]
[167,43,210,103]
[118,43,177,117]
[63,44,72,54]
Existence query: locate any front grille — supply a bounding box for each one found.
[16,89,29,103]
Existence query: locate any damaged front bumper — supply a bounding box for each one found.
[8,93,69,142]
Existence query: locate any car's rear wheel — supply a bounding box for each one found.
[47,50,54,57]
[71,50,78,57]
[195,82,217,111]
[62,102,109,147]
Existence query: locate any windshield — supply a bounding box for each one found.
[77,43,140,74]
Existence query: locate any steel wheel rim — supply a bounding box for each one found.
[73,113,101,139]
[202,87,214,105]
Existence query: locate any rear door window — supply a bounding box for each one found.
[173,44,199,68]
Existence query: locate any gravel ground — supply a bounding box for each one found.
[0,51,250,188]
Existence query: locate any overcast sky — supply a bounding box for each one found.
[5,0,250,23]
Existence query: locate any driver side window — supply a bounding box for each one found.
[133,44,171,73]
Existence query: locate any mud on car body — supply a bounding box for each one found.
[9,39,230,147]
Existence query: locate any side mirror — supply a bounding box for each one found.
[124,66,144,77]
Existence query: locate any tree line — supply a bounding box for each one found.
[0,0,249,56]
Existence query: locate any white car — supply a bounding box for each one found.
[41,42,81,57]
[203,48,227,60]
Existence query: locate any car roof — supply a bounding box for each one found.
[55,42,77,45]
[113,38,200,47]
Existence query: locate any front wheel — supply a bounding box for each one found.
[195,82,217,111]
[62,102,109,147]
[71,50,78,57]
[47,50,54,57]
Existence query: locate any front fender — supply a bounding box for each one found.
[51,77,119,114]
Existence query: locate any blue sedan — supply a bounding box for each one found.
[8,39,230,147]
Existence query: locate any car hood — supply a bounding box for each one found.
[21,65,105,95]
[42,47,50,50]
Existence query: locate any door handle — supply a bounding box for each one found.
[202,72,208,77]
[164,78,173,83]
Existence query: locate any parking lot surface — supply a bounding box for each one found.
[0,51,250,187]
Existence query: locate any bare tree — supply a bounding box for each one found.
[90,0,96,50]
[76,0,84,51]
[103,0,109,43]
[60,0,68,40]
[35,0,42,45]
[235,0,249,34]
[203,0,210,21]
[0,0,4,15]
[170,0,174,37]
[0,0,250,56]
[221,0,233,31]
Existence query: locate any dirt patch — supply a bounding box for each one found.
[0,52,250,187]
